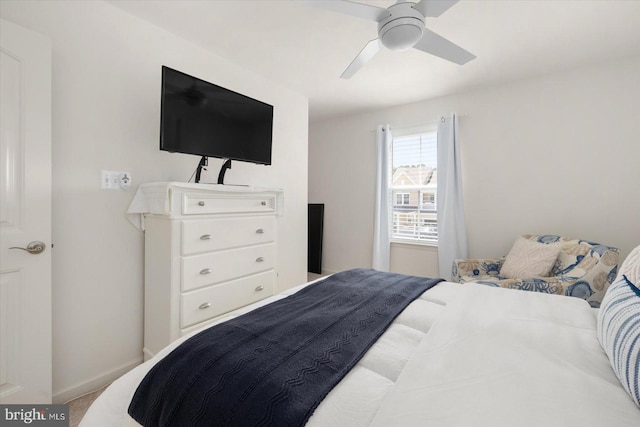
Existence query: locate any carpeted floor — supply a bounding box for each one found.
[67,386,107,427]
[307,272,325,281]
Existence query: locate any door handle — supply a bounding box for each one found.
[9,241,46,255]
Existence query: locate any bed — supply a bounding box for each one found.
[81,246,640,427]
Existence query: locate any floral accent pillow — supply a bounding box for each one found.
[500,236,561,279]
[597,274,640,407]
[618,244,640,286]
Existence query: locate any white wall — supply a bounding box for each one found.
[0,0,308,402]
[310,56,640,277]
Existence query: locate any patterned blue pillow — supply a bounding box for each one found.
[597,274,640,407]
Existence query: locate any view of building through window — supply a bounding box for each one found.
[390,129,437,243]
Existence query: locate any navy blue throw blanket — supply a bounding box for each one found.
[128,268,442,427]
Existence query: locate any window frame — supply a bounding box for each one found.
[388,125,438,247]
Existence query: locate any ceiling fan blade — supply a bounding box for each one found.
[341,39,382,79]
[304,0,390,22]
[412,0,459,18]
[413,28,475,65]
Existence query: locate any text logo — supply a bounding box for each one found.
[0,405,68,426]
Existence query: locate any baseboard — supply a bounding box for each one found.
[54,356,143,404]
[142,347,154,362]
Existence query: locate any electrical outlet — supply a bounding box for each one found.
[119,172,131,190]
[101,170,131,191]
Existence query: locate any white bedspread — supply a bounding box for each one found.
[370,284,640,426]
[80,281,640,426]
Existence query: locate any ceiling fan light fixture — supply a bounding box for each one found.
[377,2,425,52]
[379,19,424,51]
[309,0,474,78]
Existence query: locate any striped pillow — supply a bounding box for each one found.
[597,274,640,407]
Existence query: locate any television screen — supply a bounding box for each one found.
[160,66,273,165]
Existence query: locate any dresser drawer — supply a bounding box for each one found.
[182,243,274,292]
[182,193,276,215]
[181,271,274,327]
[182,216,275,255]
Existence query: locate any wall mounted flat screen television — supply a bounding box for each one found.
[160,66,274,184]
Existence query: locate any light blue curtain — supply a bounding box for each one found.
[372,124,392,271]
[437,114,468,279]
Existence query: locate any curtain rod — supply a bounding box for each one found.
[369,114,469,133]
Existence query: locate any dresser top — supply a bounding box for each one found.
[127,182,284,230]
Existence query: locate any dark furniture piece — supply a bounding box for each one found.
[308,204,324,274]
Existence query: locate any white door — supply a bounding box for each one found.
[0,19,52,404]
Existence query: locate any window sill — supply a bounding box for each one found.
[390,239,438,250]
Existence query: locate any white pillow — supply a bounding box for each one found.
[500,236,560,279]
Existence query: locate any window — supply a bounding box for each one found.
[395,192,410,205]
[389,126,438,244]
[420,191,435,209]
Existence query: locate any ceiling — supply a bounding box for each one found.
[107,0,640,122]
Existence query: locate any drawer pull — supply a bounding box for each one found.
[200,268,212,275]
[261,201,267,206]
[200,234,212,240]
[199,302,211,310]
[255,286,264,292]
[256,257,264,263]
[256,228,264,234]
[198,201,205,206]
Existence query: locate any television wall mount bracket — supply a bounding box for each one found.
[194,156,208,184]
[217,158,232,185]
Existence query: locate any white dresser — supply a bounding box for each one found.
[129,182,282,360]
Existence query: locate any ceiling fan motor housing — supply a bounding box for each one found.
[378,2,425,52]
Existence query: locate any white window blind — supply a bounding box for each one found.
[389,128,438,244]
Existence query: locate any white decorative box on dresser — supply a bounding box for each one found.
[127,182,282,360]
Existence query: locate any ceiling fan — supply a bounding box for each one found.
[306,0,476,78]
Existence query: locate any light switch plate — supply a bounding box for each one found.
[101,170,131,191]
